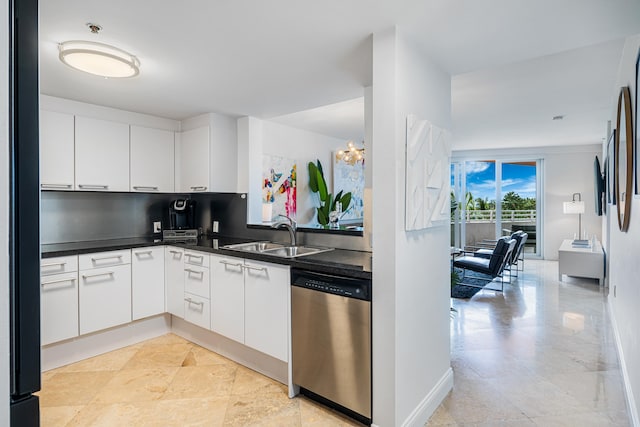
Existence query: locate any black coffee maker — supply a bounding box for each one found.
[168,199,196,230]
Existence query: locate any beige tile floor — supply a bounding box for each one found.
[38,334,362,426]
[428,259,631,426]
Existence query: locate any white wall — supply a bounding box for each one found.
[453,144,603,260]
[261,120,343,225]
[1,0,10,422]
[372,27,452,426]
[607,34,640,427]
[239,117,345,225]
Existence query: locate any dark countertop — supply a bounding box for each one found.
[41,236,372,279]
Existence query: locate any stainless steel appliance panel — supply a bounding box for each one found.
[292,285,371,418]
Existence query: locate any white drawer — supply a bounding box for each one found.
[184,250,209,267]
[79,249,131,270]
[41,271,79,345]
[41,255,78,276]
[184,292,210,330]
[184,264,210,298]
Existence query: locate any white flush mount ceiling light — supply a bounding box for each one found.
[58,38,140,78]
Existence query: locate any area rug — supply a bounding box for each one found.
[451,268,494,299]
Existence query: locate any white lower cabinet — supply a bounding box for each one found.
[184,292,211,329]
[244,260,289,362]
[43,246,290,364]
[78,251,132,335]
[131,247,165,320]
[210,254,245,343]
[40,256,79,346]
[165,247,185,318]
[210,255,289,362]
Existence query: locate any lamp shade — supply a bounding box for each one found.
[59,41,140,78]
[563,201,585,214]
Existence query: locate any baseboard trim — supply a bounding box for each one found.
[401,367,453,427]
[41,314,171,371]
[608,298,639,427]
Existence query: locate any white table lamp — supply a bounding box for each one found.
[563,193,585,239]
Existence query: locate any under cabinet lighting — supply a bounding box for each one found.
[58,41,140,78]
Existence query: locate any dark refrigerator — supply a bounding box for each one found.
[9,0,41,425]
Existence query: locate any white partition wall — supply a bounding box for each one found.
[371,27,452,426]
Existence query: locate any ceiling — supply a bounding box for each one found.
[39,0,640,150]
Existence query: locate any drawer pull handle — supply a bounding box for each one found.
[134,250,153,256]
[220,260,243,268]
[41,183,72,189]
[41,277,76,287]
[185,253,203,260]
[184,298,204,307]
[41,261,67,268]
[169,250,182,255]
[78,184,109,190]
[184,268,203,275]
[190,186,207,191]
[82,271,114,279]
[132,186,159,191]
[244,265,267,273]
[91,255,123,262]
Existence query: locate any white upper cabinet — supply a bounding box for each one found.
[130,126,175,192]
[75,116,130,191]
[40,110,75,190]
[177,126,210,192]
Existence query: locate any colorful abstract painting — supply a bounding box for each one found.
[262,154,297,222]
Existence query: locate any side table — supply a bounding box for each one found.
[558,239,604,285]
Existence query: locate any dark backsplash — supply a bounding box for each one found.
[40,191,249,244]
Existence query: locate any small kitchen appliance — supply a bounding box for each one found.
[164,199,198,242]
[168,199,196,230]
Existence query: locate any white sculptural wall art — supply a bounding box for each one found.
[405,114,451,231]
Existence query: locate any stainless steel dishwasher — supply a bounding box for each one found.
[291,268,372,425]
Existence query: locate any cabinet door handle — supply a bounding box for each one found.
[82,271,114,279]
[244,265,267,273]
[184,297,204,307]
[132,186,159,191]
[134,250,153,256]
[91,254,123,262]
[169,250,182,255]
[184,268,204,275]
[41,261,67,268]
[78,184,109,190]
[41,183,73,189]
[219,260,243,268]
[41,277,76,287]
[190,186,207,191]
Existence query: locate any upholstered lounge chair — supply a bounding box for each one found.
[475,232,528,276]
[453,237,516,292]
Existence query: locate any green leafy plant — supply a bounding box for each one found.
[451,270,461,289]
[308,159,352,225]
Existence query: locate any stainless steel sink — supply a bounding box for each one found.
[222,241,285,252]
[261,245,333,258]
[223,241,333,258]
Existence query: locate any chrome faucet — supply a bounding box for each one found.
[271,215,297,246]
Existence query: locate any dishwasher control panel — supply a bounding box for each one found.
[291,269,371,301]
